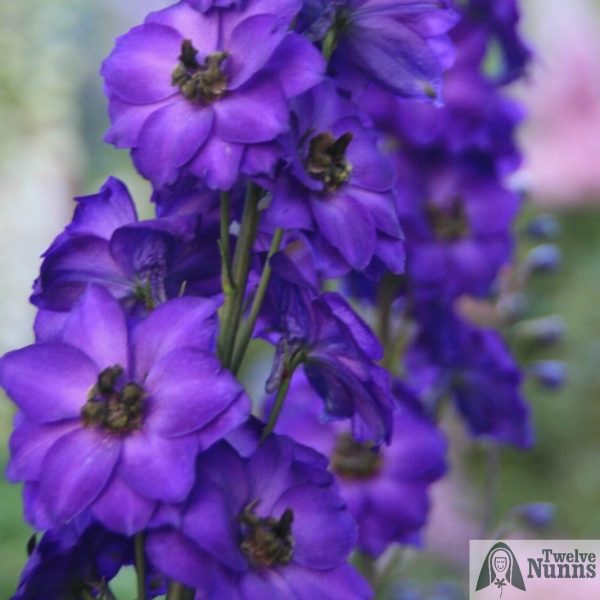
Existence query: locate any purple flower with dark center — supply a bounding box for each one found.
[269,373,447,556]
[146,434,372,599]
[262,272,394,445]
[266,80,404,275]
[407,301,533,448]
[32,177,221,333]
[306,0,458,100]
[13,515,166,600]
[102,0,324,189]
[1,285,249,532]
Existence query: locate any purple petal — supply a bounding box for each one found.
[92,478,156,535]
[0,344,98,422]
[34,310,69,343]
[120,430,198,502]
[133,296,219,378]
[147,2,218,56]
[349,188,401,237]
[7,418,79,482]
[264,34,325,97]
[281,563,372,600]
[272,484,356,570]
[239,570,292,599]
[183,483,246,571]
[34,236,128,312]
[196,392,251,451]
[214,77,288,143]
[348,136,396,193]
[102,24,181,104]
[134,101,214,187]
[23,483,55,530]
[145,348,247,437]
[146,529,226,591]
[267,178,314,230]
[311,194,376,270]
[227,15,288,90]
[61,285,128,370]
[40,427,121,524]
[189,135,244,190]
[105,95,171,148]
[69,178,137,240]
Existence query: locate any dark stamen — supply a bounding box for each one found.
[426,198,470,241]
[82,365,145,434]
[172,40,228,104]
[331,433,382,480]
[240,502,294,569]
[306,131,353,192]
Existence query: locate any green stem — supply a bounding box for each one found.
[352,551,377,585]
[166,582,194,600]
[218,184,262,368]
[231,227,284,374]
[219,191,232,282]
[261,353,302,441]
[134,533,146,600]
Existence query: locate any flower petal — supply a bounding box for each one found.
[92,478,156,535]
[7,418,79,482]
[214,77,288,143]
[145,349,247,438]
[61,285,129,369]
[0,344,98,422]
[134,101,214,187]
[133,296,220,378]
[272,484,356,570]
[227,15,288,90]
[189,136,244,190]
[102,23,181,104]
[120,430,198,502]
[41,428,121,524]
[311,193,376,270]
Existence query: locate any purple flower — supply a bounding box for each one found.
[312,0,458,100]
[102,0,324,189]
[262,272,395,445]
[32,177,221,329]
[1,285,249,532]
[13,515,166,599]
[270,373,447,556]
[146,433,372,599]
[407,301,533,448]
[266,81,404,275]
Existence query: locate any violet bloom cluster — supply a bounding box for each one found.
[1,0,537,597]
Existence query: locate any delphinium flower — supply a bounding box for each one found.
[406,300,533,447]
[101,0,325,189]
[146,432,372,599]
[269,373,447,556]
[265,80,405,276]
[261,266,395,445]
[298,0,458,101]
[32,177,222,339]
[1,285,249,532]
[13,516,165,600]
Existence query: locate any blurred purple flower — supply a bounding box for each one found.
[271,373,447,556]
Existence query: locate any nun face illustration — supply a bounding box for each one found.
[492,550,510,575]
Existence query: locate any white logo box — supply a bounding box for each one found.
[470,540,600,600]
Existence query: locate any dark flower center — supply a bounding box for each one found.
[240,501,294,569]
[172,40,228,104]
[306,131,353,192]
[426,198,470,241]
[82,365,145,434]
[331,433,382,480]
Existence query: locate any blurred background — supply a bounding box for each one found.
[0,0,599,597]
